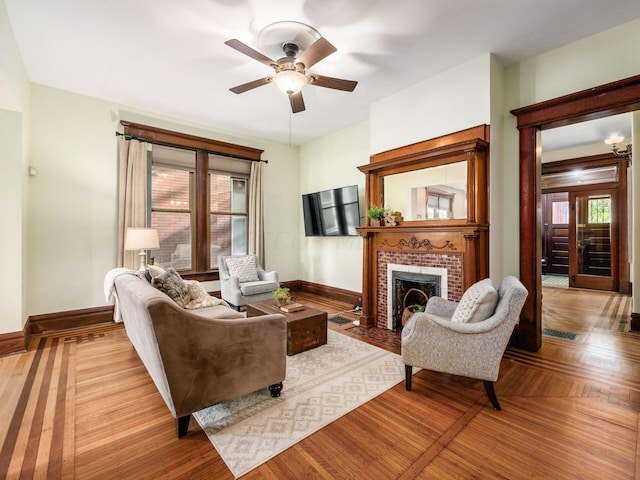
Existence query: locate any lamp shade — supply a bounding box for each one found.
[604,136,624,145]
[274,70,307,95]
[124,228,160,250]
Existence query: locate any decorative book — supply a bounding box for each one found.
[280,302,305,313]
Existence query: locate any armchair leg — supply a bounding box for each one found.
[483,381,501,410]
[177,415,191,438]
[405,365,413,391]
[269,382,283,397]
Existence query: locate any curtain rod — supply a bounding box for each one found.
[115,131,268,163]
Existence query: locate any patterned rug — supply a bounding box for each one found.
[193,329,408,478]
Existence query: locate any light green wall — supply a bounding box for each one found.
[0,110,24,333]
[26,84,300,317]
[298,121,369,293]
[0,0,29,336]
[632,112,639,314]
[370,54,492,155]
[0,0,28,111]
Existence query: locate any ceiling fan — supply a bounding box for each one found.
[225,34,357,113]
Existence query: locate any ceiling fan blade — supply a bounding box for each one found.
[229,77,272,94]
[309,74,358,92]
[225,39,276,67]
[296,37,337,69]
[289,92,305,113]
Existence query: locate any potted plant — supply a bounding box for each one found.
[273,287,291,307]
[367,204,385,227]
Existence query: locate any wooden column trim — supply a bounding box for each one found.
[359,230,375,327]
[462,232,480,290]
[517,126,542,351]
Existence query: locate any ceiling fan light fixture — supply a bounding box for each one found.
[274,70,307,95]
[604,136,632,163]
[604,136,624,145]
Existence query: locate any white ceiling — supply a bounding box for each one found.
[5,0,640,146]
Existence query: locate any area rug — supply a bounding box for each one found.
[193,329,408,478]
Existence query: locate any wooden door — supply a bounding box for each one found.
[542,193,569,275]
[568,189,618,291]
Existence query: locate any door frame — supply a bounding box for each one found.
[510,74,640,351]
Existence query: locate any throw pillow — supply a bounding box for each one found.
[151,267,191,308]
[225,256,259,283]
[183,280,223,310]
[146,264,166,281]
[451,278,498,323]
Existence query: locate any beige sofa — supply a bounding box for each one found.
[113,274,287,438]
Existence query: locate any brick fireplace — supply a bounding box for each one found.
[380,253,463,331]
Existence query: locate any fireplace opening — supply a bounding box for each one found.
[391,272,441,332]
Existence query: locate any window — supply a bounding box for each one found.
[122,121,264,279]
[425,188,454,220]
[210,171,248,269]
[150,146,195,270]
[150,145,252,274]
[551,201,569,224]
[588,197,611,224]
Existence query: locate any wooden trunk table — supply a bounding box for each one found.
[246,300,328,356]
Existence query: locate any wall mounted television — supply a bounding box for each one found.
[302,185,361,236]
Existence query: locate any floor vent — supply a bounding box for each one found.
[328,316,353,325]
[542,328,578,341]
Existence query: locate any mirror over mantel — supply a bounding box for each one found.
[357,125,490,228]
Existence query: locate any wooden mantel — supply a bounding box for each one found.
[356,126,490,329]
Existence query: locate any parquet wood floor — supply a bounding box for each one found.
[1,287,638,479]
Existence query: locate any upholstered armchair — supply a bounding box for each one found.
[402,276,528,410]
[218,254,279,309]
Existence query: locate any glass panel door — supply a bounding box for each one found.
[568,190,617,291]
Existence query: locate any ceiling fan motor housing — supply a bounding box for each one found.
[281,42,300,58]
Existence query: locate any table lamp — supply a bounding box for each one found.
[125,227,160,272]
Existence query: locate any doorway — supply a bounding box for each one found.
[540,155,626,293]
[511,74,640,351]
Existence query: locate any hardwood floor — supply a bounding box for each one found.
[1,286,638,479]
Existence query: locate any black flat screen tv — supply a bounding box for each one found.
[302,185,361,236]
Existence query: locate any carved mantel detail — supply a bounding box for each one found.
[380,236,457,251]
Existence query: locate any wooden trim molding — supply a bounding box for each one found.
[297,281,362,308]
[0,331,26,357]
[121,121,264,161]
[27,306,115,336]
[511,74,640,348]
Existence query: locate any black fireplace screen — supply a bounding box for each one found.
[391,272,441,332]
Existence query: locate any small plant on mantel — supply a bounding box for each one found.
[367,204,385,225]
[273,287,291,307]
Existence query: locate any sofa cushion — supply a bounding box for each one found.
[240,280,278,296]
[188,304,245,320]
[225,256,259,283]
[152,268,191,308]
[451,278,498,323]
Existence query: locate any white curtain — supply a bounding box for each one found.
[248,160,264,264]
[117,137,151,269]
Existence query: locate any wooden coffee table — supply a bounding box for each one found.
[246,300,328,356]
